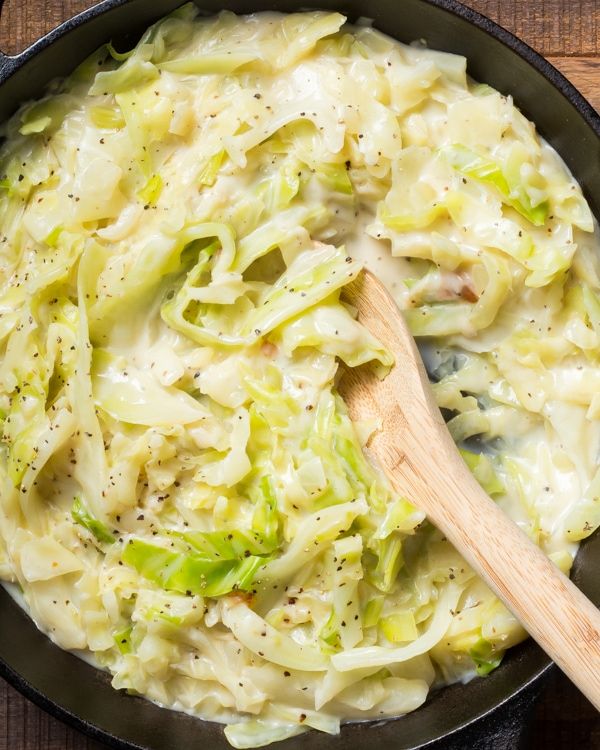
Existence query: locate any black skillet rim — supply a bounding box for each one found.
[1,0,599,142]
[0,0,598,748]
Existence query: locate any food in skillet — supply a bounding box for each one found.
[0,5,598,747]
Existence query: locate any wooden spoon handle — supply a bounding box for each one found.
[341,271,600,710]
[349,354,600,708]
[434,466,600,712]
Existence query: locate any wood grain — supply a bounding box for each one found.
[472,0,600,57]
[0,0,598,58]
[1,688,106,750]
[548,57,600,111]
[0,0,598,110]
[0,1,598,749]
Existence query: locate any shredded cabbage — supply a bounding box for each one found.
[0,6,597,748]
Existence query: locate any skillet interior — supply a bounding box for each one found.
[0,1,599,747]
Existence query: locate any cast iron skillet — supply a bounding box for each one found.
[0,1,599,748]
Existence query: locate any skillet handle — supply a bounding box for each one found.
[0,50,15,79]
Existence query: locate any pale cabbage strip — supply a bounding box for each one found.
[0,4,598,749]
[331,585,461,671]
[221,600,329,672]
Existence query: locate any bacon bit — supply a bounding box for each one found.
[415,271,480,305]
[227,591,254,605]
[459,280,479,303]
[261,341,278,358]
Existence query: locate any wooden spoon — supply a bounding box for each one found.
[339,270,600,710]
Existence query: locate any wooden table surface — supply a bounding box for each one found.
[0,1,599,748]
